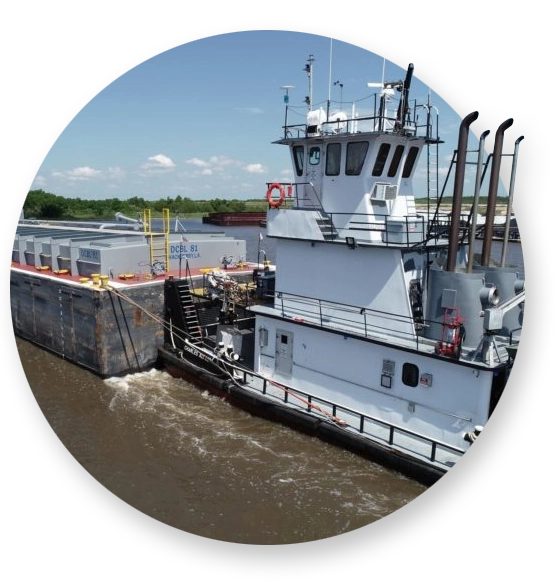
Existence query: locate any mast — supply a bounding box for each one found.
[303,54,315,110]
[396,63,414,130]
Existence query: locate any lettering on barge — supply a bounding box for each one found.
[79,248,100,261]
[170,243,201,260]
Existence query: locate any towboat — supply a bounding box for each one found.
[158,59,524,485]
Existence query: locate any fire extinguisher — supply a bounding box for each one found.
[435,308,465,358]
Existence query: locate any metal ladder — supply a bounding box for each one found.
[425,101,440,206]
[176,281,203,344]
[143,208,170,273]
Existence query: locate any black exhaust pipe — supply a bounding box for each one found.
[481,118,513,266]
[447,111,479,272]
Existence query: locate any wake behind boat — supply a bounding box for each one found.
[157,58,524,484]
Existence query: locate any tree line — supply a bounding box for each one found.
[23,190,268,220]
[23,189,501,221]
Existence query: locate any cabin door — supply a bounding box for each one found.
[275,330,293,378]
[303,145,323,209]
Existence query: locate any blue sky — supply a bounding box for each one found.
[31,30,470,201]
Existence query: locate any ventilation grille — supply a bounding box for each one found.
[371,183,398,201]
[382,359,396,376]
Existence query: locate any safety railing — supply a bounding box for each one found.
[271,289,441,351]
[270,196,498,249]
[235,366,464,467]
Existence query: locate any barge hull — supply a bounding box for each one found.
[11,269,165,377]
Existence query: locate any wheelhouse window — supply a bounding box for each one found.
[402,363,419,387]
[345,141,369,176]
[293,146,304,176]
[387,145,405,177]
[325,143,341,176]
[372,143,391,176]
[309,146,321,165]
[402,146,420,178]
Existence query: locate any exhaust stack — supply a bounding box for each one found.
[447,111,479,272]
[481,118,513,266]
[467,130,490,272]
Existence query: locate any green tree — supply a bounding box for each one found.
[40,199,67,218]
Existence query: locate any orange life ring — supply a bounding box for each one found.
[266,183,285,208]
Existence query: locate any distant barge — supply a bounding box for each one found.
[202,211,266,226]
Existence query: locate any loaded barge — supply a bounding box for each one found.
[11,210,254,377]
[202,211,267,226]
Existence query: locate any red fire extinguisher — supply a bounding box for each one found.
[435,307,465,358]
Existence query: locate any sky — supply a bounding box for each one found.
[30,30,478,202]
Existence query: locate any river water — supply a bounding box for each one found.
[14,221,525,545]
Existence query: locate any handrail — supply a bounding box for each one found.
[281,111,423,139]
[236,366,464,466]
[271,288,442,350]
[276,202,518,248]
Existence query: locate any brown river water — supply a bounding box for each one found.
[9,224,526,550]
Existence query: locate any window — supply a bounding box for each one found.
[293,146,304,176]
[387,145,405,177]
[402,146,420,178]
[325,143,341,175]
[346,141,369,175]
[372,143,391,176]
[402,363,419,387]
[309,146,321,165]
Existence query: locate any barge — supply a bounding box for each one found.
[10,210,253,376]
[202,211,267,226]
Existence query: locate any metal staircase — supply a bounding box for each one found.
[176,282,203,344]
[316,212,338,240]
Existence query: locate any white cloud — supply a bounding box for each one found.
[186,157,211,169]
[32,175,47,187]
[107,166,126,179]
[234,107,264,115]
[244,163,265,174]
[186,155,240,175]
[208,155,236,168]
[142,154,176,170]
[52,166,102,181]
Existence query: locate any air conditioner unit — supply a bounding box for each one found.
[371,183,398,201]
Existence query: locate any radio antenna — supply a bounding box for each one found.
[328,38,333,102]
[303,54,315,110]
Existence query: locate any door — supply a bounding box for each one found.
[275,330,294,377]
[303,145,323,208]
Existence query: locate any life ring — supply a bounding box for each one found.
[266,183,285,208]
